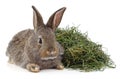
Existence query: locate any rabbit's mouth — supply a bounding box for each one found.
[41,56,57,60]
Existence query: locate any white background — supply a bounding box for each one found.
[0,0,120,79]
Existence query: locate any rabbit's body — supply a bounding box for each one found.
[6,29,32,67]
[6,6,66,72]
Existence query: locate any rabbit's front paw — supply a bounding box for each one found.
[56,64,64,70]
[26,63,40,72]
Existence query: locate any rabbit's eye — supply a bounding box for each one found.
[38,36,42,44]
[39,38,42,44]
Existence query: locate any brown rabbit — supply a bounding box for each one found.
[6,6,66,72]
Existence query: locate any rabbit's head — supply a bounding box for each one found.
[32,6,66,60]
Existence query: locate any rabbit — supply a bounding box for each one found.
[6,5,66,72]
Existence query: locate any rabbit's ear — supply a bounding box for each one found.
[32,6,44,31]
[47,7,66,31]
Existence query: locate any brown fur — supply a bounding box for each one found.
[6,6,66,72]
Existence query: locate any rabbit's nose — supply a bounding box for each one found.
[51,51,56,55]
[46,51,57,56]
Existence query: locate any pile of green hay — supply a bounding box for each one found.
[56,26,115,72]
